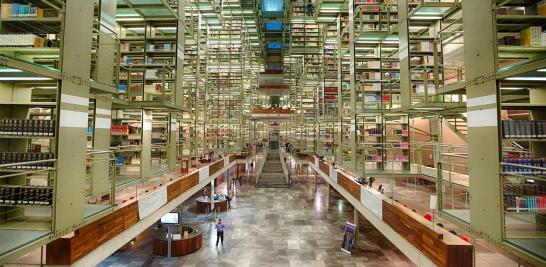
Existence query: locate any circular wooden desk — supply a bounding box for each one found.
[195,196,229,213]
[153,225,202,257]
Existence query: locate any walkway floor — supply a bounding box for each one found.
[98,161,414,267]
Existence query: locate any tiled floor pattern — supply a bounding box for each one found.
[98,173,414,267]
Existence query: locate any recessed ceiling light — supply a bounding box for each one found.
[0,77,52,81]
[413,107,444,110]
[411,16,443,20]
[0,68,23,73]
[116,18,144,21]
[505,77,546,81]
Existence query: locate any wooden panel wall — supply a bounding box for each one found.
[319,162,329,175]
[46,202,138,265]
[46,155,235,265]
[382,201,472,267]
[308,158,472,267]
[209,160,224,175]
[229,154,236,163]
[337,173,361,200]
[167,172,199,202]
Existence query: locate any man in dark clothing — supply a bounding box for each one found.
[306,0,314,16]
[215,218,225,246]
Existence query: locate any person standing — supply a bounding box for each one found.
[215,218,225,246]
[306,0,314,16]
[203,186,208,198]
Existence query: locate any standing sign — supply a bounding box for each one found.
[341,222,356,254]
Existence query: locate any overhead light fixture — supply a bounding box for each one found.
[116,17,144,21]
[0,68,23,73]
[126,27,145,31]
[537,68,546,72]
[33,86,57,90]
[505,77,546,81]
[411,16,442,20]
[413,107,444,111]
[157,27,177,30]
[0,77,52,81]
[500,87,526,90]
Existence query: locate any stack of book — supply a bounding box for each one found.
[0,119,55,136]
[0,185,53,205]
[501,120,546,139]
[520,26,544,47]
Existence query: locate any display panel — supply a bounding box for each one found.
[160,212,179,224]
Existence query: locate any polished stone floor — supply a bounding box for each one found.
[98,173,414,267]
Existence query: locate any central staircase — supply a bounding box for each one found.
[256,152,289,188]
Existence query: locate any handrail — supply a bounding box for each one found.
[441,152,468,159]
[279,150,291,187]
[254,150,267,187]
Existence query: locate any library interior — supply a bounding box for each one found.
[0,0,546,266]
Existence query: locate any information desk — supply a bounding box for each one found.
[195,195,229,213]
[153,225,202,257]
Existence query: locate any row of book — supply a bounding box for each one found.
[0,34,59,48]
[392,141,409,149]
[497,1,546,16]
[111,124,130,135]
[0,185,53,205]
[0,3,49,18]
[393,129,409,136]
[0,119,55,136]
[504,194,546,213]
[502,157,546,176]
[0,152,55,169]
[501,120,546,139]
[365,127,382,135]
[505,183,544,196]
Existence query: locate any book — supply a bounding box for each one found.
[520,26,543,47]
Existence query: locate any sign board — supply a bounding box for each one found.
[341,222,357,254]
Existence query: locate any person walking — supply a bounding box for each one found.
[215,218,225,246]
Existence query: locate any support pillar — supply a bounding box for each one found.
[349,0,357,171]
[326,183,330,207]
[53,0,94,235]
[314,171,318,192]
[353,208,360,249]
[167,114,178,171]
[174,0,186,108]
[141,110,152,180]
[210,180,215,212]
[463,0,503,240]
[91,96,112,198]
[91,0,116,198]
[397,0,411,110]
